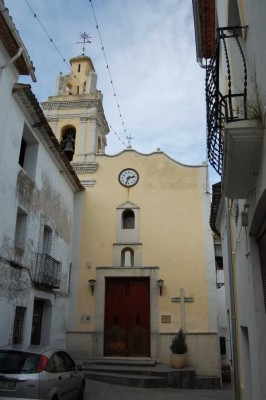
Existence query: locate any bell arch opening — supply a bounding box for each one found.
[60,126,76,161]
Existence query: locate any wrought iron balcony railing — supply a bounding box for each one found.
[206,26,248,175]
[34,253,61,289]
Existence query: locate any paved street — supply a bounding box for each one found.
[84,379,232,400]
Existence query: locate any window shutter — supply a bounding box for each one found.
[36,215,45,276]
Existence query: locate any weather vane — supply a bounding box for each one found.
[77,32,91,55]
[126,134,134,148]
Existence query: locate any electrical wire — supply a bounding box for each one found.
[109,126,126,147]
[89,0,130,146]
[23,0,127,147]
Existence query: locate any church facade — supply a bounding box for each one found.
[43,55,220,377]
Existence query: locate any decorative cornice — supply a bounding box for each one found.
[113,243,142,246]
[71,162,98,173]
[42,99,109,135]
[42,98,101,110]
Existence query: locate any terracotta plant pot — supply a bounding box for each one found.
[170,353,186,369]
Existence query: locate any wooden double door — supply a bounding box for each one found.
[104,278,150,357]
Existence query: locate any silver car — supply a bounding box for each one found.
[0,345,85,399]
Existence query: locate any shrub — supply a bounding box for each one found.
[170,328,187,354]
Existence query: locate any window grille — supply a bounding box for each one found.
[12,306,26,344]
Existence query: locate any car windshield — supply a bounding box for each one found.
[0,350,40,374]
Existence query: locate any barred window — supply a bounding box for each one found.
[12,306,26,344]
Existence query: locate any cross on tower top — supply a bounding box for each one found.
[77,32,91,55]
[126,134,134,148]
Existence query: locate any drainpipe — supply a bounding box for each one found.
[225,197,240,400]
[0,46,24,71]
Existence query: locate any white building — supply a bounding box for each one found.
[193,1,266,399]
[210,184,231,375]
[0,0,83,348]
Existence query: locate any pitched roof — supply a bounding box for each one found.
[192,0,216,61]
[0,0,36,81]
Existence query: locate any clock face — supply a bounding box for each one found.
[118,168,139,187]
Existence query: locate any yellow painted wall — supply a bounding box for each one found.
[76,150,211,334]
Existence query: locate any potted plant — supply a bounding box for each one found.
[170,328,187,368]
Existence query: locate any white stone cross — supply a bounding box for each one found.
[171,288,194,333]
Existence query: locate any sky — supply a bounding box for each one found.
[4,0,219,186]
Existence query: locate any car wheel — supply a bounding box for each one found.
[77,381,85,400]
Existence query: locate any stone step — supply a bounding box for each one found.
[83,358,156,367]
[82,363,171,377]
[84,370,168,388]
[81,360,221,389]
[83,361,198,389]
[196,376,222,390]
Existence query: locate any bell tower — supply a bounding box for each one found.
[42,55,109,174]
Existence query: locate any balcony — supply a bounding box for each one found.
[34,253,61,289]
[206,26,247,175]
[206,25,263,198]
[223,119,263,199]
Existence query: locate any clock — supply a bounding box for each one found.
[118,168,139,187]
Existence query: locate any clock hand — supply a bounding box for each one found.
[126,175,134,182]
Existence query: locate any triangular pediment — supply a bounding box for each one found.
[117,200,140,209]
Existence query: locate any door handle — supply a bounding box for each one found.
[58,376,63,380]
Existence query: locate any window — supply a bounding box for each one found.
[220,337,226,355]
[46,353,65,373]
[18,124,38,180]
[97,137,102,153]
[214,243,223,269]
[0,350,40,374]
[18,138,27,167]
[43,225,52,255]
[78,64,81,72]
[66,83,72,95]
[14,208,27,249]
[12,306,26,344]
[121,247,134,267]
[60,352,76,371]
[122,209,135,229]
[30,300,43,345]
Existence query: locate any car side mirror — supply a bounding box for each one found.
[76,364,83,371]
